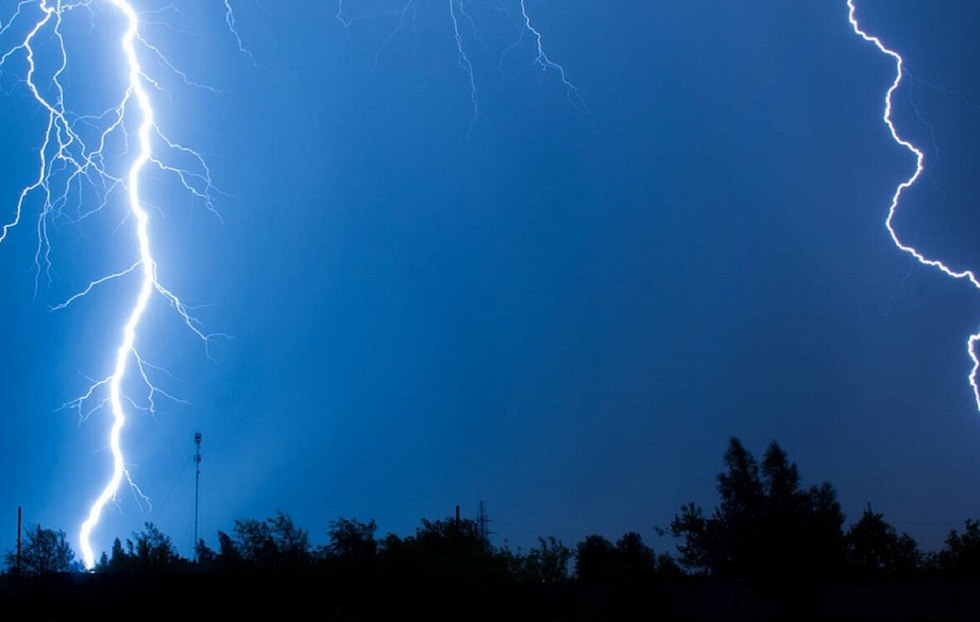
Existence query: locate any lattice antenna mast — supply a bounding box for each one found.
[477,500,492,543]
[194,432,202,557]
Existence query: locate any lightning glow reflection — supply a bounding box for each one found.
[848,0,980,412]
[0,0,224,569]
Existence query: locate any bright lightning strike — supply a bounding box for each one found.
[0,1,229,569]
[76,0,165,571]
[847,1,980,412]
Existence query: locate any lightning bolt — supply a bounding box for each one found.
[0,0,227,569]
[75,0,169,571]
[847,0,980,412]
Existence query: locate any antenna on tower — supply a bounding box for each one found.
[194,431,202,558]
[477,500,492,543]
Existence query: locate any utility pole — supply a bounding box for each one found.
[194,432,202,558]
[16,506,22,577]
[454,504,461,561]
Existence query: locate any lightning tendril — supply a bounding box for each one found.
[336,0,584,133]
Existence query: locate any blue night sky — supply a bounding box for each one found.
[1,0,980,561]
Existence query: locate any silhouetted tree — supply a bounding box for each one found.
[129,522,186,572]
[669,438,845,579]
[575,532,658,584]
[229,511,312,573]
[938,519,980,575]
[615,531,658,580]
[194,539,217,570]
[845,508,919,575]
[214,530,244,573]
[3,524,78,576]
[94,524,188,573]
[668,502,711,571]
[415,516,490,558]
[324,517,377,565]
[522,536,573,583]
[575,534,616,583]
[377,516,506,580]
[102,537,128,572]
[655,551,684,579]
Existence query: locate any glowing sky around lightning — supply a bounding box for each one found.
[2,1,980,564]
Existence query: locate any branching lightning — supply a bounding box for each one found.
[336,0,583,133]
[0,0,231,569]
[517,0,584,112]
[848,0,980,411]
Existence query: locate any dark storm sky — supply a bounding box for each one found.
[1,0,980,559]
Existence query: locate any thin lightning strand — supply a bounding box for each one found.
[337,0,583,134]
[1,0,226,570]
[449,0,478,137]
[222,0,254,64]
[519,0,584,112]
[847,0,980,411]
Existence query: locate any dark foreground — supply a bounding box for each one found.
[4,574,980,621]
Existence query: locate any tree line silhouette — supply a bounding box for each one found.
[5,437,980,619]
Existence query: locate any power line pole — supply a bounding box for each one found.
[454,504,461,561]
[194,432,202,558]
[16,506,22,577]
